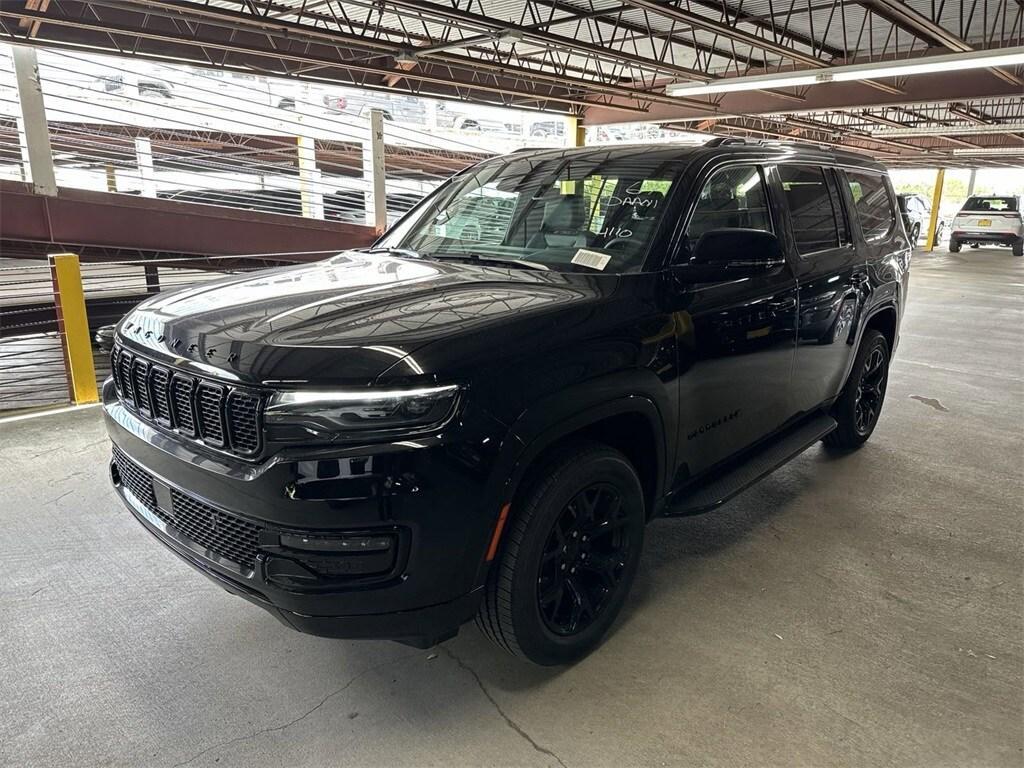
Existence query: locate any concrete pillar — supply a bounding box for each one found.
[135,137,156,197]
[296,135,324,219]
[12,45,57,196]
[362,109,387,234]
[966,169,977,198]
[15,117,30,183]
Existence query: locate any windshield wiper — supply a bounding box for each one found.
[363,246,425,259]
[429,253,549,271]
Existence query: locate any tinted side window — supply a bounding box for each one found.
[685,165,771,248]
[847,172,895,239]
[778,165,839,254]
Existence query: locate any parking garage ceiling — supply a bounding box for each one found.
[1,0,1023,166]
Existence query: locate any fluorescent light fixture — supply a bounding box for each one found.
[666,73,818,97]
[951,147,1024,156]
[666,44,1024,98]
[870,123,1024,138]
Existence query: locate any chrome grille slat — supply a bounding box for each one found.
[196,382,226,447]
[112,347,263,458]
[131,358,152,416]
[149,366,172,426]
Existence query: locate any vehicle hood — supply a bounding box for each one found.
[116,250,609,385]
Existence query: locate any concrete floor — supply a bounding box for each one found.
[1,247,1021,767]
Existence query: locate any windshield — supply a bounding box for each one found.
[380,149,683,273]
[961,196,1018,213]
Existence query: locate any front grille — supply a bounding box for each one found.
[111,345,263,457]
[169,489,262,570]
[113,444,157,510]
[112,446,263,571]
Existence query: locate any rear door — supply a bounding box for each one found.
[771,163,868,414]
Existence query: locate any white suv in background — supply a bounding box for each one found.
[949,195,1023,256]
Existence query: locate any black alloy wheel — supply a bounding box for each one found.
[824,329,890,451]
[854,346,887,436]
[537,483,633,636]
[477,441,645,665]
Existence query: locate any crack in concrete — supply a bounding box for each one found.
[170,650,420,768]
[441,646,568,768]
[47,490,75,506]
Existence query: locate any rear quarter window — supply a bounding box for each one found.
[846,172,895,240]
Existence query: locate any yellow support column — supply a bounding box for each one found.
[49,252,98,404]
[925,168,945,252]
[569,116,585,148]
[560,116,584,195]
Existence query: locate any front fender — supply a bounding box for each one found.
[484,369,672,516]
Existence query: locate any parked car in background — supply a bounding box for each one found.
[105,140,908,665]
[321,89,427,124]
[949,195,1023,256]
[896,193,945,245]
[454,115,521,134]
[94,324,116,352]
[529,120,566,139]
[94,74,174,99]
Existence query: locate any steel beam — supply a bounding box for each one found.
[858,0,1024,87]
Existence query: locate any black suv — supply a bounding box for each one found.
[105,140,910,665]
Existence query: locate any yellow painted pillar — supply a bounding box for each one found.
[560,116,584,195]
[49,252,98,404]
[568,115,585,148]
[925,168,945,252]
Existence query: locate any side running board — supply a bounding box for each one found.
[665,413,838,517]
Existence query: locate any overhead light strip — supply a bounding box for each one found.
[869,122,1024,137]
[665,45,1024,98]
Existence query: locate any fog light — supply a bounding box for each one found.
[279,533,394,553]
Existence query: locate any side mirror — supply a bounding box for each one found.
[691,228,784,271]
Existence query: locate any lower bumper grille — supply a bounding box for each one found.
[112,446,263,571]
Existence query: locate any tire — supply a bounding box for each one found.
[824,329,890,452]
[970,243,980,249]
[910,224,920,245]
[949,237,961,253]
[476,441,645,666]
[1013,239,1023,257]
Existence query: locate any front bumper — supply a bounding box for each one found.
[103,379,506,647]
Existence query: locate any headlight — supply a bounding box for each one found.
[265,384,462,439]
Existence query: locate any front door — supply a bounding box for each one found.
[670,164,799,484]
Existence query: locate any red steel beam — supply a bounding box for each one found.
[0,180,377,255]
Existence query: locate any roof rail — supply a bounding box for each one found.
[703,137,747,147]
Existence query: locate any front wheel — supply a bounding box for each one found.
[476,442,645,665]
[824,329,890,451]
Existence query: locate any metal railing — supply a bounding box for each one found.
[0,42,566,230]
[0,251,330,413]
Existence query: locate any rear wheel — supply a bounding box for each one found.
[1013,239,1023,257]
[949,237,961,253]
[476,442,645,665]
[824,330,890,451]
